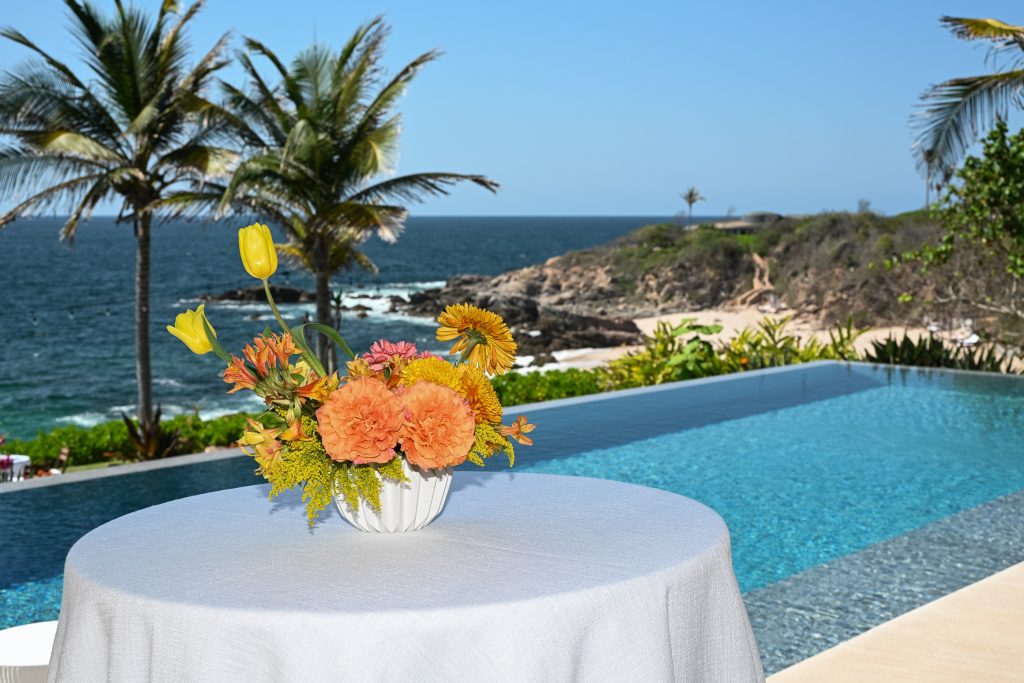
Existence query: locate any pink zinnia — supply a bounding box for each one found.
[362,339,419,371]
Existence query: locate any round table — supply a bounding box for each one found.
[49,473,764,682]
[1,455,30,482]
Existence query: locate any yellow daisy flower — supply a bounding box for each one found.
[436,303,517,375]
[401,357,463,394]
[459,364,503,424]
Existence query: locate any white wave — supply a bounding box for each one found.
[52,392,264,433]
[178,280,443,326]
[55,412,109,428]
[154,377,184,387]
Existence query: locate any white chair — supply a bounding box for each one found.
[957,332,980,348]
[0,620,58,682]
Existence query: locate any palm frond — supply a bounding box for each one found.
[0,172,107,229]
[349,172,499,205]
[941,16,1024,42]
[321,202,407,243]
[22,130,123,163]
[911,70,1024,178]
[61,172,119,239]
[155,144,237,178]
[328,241,377,273]
[0,31,124,146]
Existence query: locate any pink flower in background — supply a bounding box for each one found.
[362,339,419,371]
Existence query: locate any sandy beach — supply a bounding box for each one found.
[521,305,958,372]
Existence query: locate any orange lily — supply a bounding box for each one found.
[280,418,308,442]
[499,415,536,446]
[237,419,283,470]
[223,356,258,393]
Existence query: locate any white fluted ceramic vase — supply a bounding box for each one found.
[335,457,452,533]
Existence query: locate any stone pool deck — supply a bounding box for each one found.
[767,560,1024,681]
[746,487,1024,674]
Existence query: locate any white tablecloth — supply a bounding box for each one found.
[49,473,763,682]
[1,455,30,481]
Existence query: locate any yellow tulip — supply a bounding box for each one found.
[238,223,278,280]
[166,304,216,355]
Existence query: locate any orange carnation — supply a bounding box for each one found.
[400,382,476,469]
[316,378,404,464]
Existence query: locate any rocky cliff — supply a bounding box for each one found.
[394,211,953,355]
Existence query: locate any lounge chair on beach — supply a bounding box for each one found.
[49,447,69,475]
[956,332,980,348]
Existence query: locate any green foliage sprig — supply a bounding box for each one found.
[603,319,724,389]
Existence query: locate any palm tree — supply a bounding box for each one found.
[206,19,498,370]
[0,0,235,432]
[681,186,704,225]
[913,16,1024,186]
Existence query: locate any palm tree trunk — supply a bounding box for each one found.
[135,214,153,429]
[314,266,336,374]
[688,205,693,226]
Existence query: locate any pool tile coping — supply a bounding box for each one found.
[746,485,1024,674]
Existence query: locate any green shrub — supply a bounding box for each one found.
[166,413,251,455]
[1,413,251,467]
[863,333,1018,373]
[603,319,724,389]
[491,368,604,406]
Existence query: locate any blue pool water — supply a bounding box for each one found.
[3,362,1024,627]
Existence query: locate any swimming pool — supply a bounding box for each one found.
[3,361,1024,631]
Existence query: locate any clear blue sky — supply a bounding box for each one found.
[2,0,1023,216]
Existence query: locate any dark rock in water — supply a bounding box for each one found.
[204,285,315,304]
[510,309,640,356]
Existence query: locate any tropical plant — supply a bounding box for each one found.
[603,319,723,389]
[0,0,236,434]
[863,332,1018,374]
[719,316,863,372]
[203,18,498,371]
[681,186,704,226]
[121,405,180,461]
[912,16,1024,187]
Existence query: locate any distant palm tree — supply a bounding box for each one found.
[0,0,235,431]
[913,16,1024,187]
[681,186,704,225]
[204,18,498,371]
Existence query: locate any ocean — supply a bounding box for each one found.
[0,215,697,439]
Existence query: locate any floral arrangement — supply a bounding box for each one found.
[168,223,534,524]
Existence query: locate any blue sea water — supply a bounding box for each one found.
[3,363,1024,628]
[0,215,687,439]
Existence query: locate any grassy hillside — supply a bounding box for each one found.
[553,211,947,326]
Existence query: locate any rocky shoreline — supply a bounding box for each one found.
[390,273,643,359]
